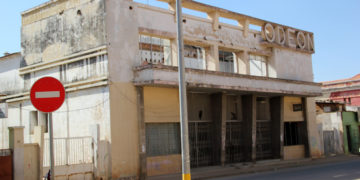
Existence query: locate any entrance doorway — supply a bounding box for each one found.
[346,125,352,153]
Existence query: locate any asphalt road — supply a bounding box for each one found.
[210,159,360,180]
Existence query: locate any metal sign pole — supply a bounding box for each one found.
[48,112,55,180]
[175,0,191,179]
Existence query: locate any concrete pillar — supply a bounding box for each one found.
[303,97,316,158]
[238,19,249,38]
[242,95,256,162]
[269,96,284,159]
[9,126,25,180]
[206,44,219,71]
[33,126,44,178]
[90,124,100,178]
[136,87,146,179]
[237,51,249,75]
[207,11,219,31]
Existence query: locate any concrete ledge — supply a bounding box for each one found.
[133,65,322,96]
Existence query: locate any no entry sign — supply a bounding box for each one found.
[30,77,65,113]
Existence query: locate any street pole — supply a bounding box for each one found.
[175,0,191,180]
[48,112,55,180]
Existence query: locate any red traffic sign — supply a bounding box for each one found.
[30,77,65,113]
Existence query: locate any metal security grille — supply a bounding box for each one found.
[189,121,214,168]
[256,120,273,160]
[146,123,181,156]
[43,137,93,166]
[226,121,243,163]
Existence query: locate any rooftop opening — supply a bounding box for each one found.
[183,8,208,19]
[219,17,238,27]
[249,24,262,32]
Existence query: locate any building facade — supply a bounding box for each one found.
[0,0,322,179]
[322,74,360,106]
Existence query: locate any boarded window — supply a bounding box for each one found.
[249,54,267,77]
[284,122,304,146]
[139,35,171,65]
[146,123,181,156]
[219,51,235,73]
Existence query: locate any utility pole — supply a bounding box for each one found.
[175,0,191,180]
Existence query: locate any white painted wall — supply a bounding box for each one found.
[0,86,110,149]
[0,54,23,95]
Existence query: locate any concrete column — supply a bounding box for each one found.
[237,51,249,75]
[206,44,219,71]
[220,94,227,166]
[171,39,179,67]
[9,126,25,180]
[242,95,256,162]
[269,96,284,159]
[90,124,100,178]
[136,87,146,179]
[302,97,312,158]
[33,126,44,178]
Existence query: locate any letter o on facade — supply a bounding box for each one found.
[264,23,275,43]
[296,32,306,49]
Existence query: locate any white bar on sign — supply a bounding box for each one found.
[35,91,60,98]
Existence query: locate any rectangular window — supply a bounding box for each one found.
[139,35,172,65]
[249,54,267,77]
[30,111,48,134]
[184,45,205,70]
[29,111,38,134]
[284,122,304,146]
[146,123,181,156]
[219,50,235,73]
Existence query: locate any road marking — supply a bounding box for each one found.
[35,91,60,98]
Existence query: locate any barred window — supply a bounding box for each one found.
[284,122,304,146]
[139,35,172,65]
[146,123,181,156]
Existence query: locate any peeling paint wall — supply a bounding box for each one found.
[306,98,323,158]
[105,0,140,178]
[316,112,344,155]
[21,0,106,66]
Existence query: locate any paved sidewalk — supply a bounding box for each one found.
[148,155,360,180]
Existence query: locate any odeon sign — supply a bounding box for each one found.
[262,23,314,53]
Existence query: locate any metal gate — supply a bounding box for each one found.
[256,120,273,160]
[226,121,244,163]
[189,121,214,168]
[0,149,13,180]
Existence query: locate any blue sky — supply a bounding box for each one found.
[1,0,359,82]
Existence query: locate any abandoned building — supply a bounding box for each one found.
[0,0,323,179]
